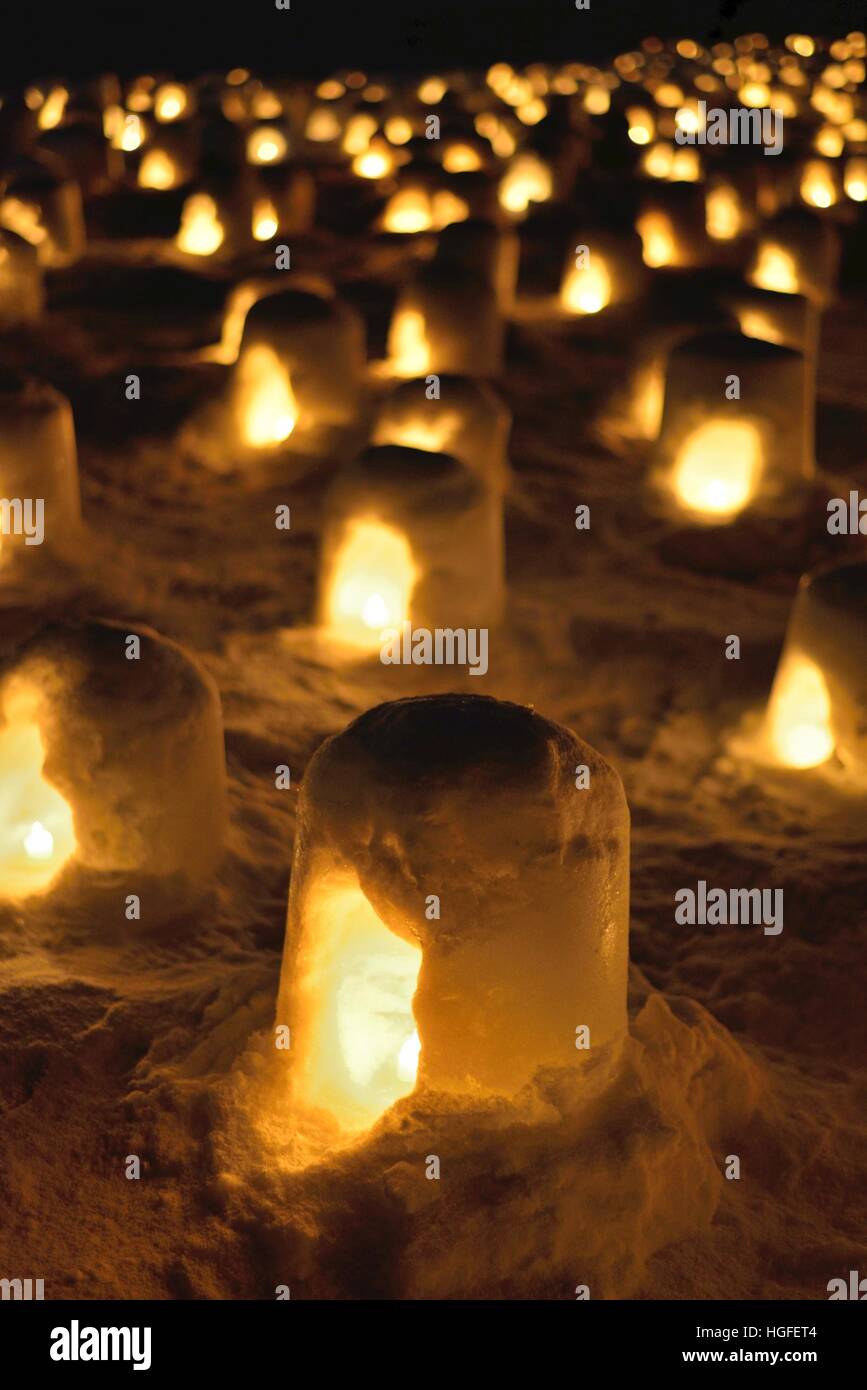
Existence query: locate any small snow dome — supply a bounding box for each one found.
[317,446,504,650]
[0,617,227,917]
[277,695,630,1133]
[762,560,867,779]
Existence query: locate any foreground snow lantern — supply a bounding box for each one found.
[652,330,812,522]
[372,375,511,492]
[0,230,44,327]
[387,265,503,378]
[318,445,504,648]
[763,560,867,776]
[231,288,365,454]
[0,618,227,913]
[276,695,630,1131]
[0,373,81,563]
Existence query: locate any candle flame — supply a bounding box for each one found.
[0,687,76,897]
[176,194,225,256]
[561,257,612,315]
[765,654,835,768]
[237,345,298,447]
[672,419,762,519]
[325,518,417,647]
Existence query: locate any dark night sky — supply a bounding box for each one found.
[1,0,865,83]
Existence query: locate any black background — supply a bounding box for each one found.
[1,0,866,83]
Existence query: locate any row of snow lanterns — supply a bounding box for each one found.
[1,42,866,1142]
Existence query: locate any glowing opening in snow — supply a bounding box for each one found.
[737,309,784,346]
[443,143,482,173]
[383,189,434,234]
[0,198,47,247]
[138,150,179,190]
[237,344,299,447]
[305,108,341,142]
[117,113,144,152]
[353,147,393,179]
[844,158,867,202]
[388,308,431,377]
[498,155,552,215]
[672,419,762,519]
[325,519,417,648]
[0,691,76,898]
[252,198,279,241]
[37,87,68,131]
[294,881,422,1131]
[706,185,742,240]
[800,160,837,208]
[561,256,612,315]
[247,127,287,165]
[752,243,799,294]
[765,653,835,768]
[154,83,188,123]
[375,412,458,455]
[637,211,677,267]
[627,107,654,144]
[176,194,224,256]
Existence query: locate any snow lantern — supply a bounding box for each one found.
[0,229,44,327]
[651,330,812,523]
[434,218,520,310]
[0,156,86,267]
[559,227,647,316]
[317,445,504,649]
[636,185,707,269]
[387,264,502,379]
[762,560,867,777]
[372,375,511,492]
[497,152,554,218]
[0,373,81,564]
[748,209,841,307]
[276,694,630,1132]
[0,618,227,910]
[174,189,227,256]
[230,288,366,454]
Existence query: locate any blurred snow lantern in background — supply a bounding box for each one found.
[251,162,316,241]
[636,184,708,269]
[749,209,841,307]
[379,174,471,235]
[175,189,226,256]
[372,376,511,493]
[387,264,503,378]
[231,288,366,456]
[0,230,44,327]
[276,694,629,1134]
[39,118,122,195]
[799,158,840,209]
[0,155,86,267]
[651,330,813,523]
[153,81,194,124]
[559,228,647,316]
[136,121,200,191]
[0,373,81,566]
[318,445,504,650]
[843,156,867,202]
[0,618,226,915]
[498,152,553,218]
[762,561,867,778]
[434,218,519,311]
[704,177,754,244]
[728,285,819,463]
[246,123,290,168]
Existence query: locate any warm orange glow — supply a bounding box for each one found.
[637,210,677,267]
[706,184,742,240]
[37,86,68,131]
[138,150,179,190]
[342,113,377,156]
[252,197,279,240]
[498,154,553,214]
[800,160,837,208]
[431,189,469,229]
[672,419,762,519]
[116,113,144,152]
[154,83,188,122]
[293,880,421,1132]
[845,157,867,202]
[374,412,459,455]
[627,106,655,144]
[305,107,342,142]
[668,148,701,182]
[815,125,844,157]
[765,654,835,768]
[418,76,447,103]
[384,116,413,145]
[641,142,674,179]
[0,198,47,246]
[247,127,288,164]
[583,84,611,115]
[737,309,784,345]
[325,519,417,647]
[387,308,431,377]
[752,243,799,294]
[561,256,612,314]
[176,194,225,256]
[353,147,393,179]
[442,142,482,173]
[383,189,433,234]
[0,687,76,898]
[236,345,298,446]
